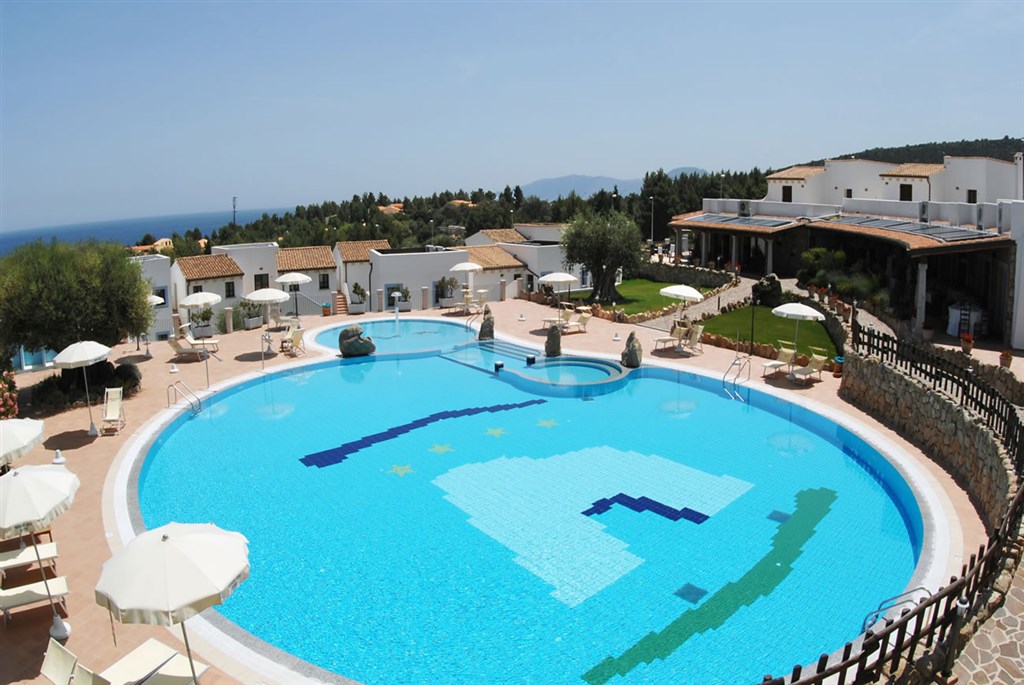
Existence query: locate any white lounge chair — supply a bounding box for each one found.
[0,541,58,580]
[94,637,208,685]
[182,332,219,353]
[280,328,305,356]
[681,324,704,354]
[101,387,126,435]
[762,343,796,377]
[563,311,592,333]
[0,575,69,625]
[167,339,208,361]
[654,324,688,350]
[41,637,77,685]
[792,348,829,386]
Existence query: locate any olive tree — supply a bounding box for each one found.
[561,210,644,302]
[0,240,152,353]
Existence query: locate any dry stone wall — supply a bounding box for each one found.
[839,353,1016,532]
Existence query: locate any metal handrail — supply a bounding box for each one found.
[166,381,201,414]
[722,354,750,401]
[861,586,933,631]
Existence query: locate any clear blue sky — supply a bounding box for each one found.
[2,1,1022,231]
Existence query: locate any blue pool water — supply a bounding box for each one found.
[140,320,921,685]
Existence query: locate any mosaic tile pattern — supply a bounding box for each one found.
[299,398,546,468]
[583,488,837,685]
[433,447,752,607]
[582,493,709,524]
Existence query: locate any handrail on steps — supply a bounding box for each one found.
[166,381,202,414]
[722,354,750,401]
[861,586,933,631]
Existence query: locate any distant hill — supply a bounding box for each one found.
[805,136,1022,166]
[521,167,706,200]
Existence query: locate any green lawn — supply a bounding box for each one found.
[609,279,712,315]
[701,306,836,358]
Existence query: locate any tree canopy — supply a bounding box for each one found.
[561,210,644,302]
[0,240,152,353]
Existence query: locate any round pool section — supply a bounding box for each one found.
[139,319,924,685]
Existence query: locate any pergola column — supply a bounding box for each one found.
[701,231,709,267]
[730,235,738,268]
[766,240,774,275]
[914,259,928,334]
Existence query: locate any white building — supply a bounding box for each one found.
[276,246,337,316]
[133,253,173,341]
[211,242,279,294]
[169,254,245,323]
[334,240,392,310]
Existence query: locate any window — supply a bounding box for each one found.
[254,273,269,290]
[191,285,203,294]
[845,188,853,199]
[967,189,978,204]
[288,283,299,293]
[899,184,913,201]
[225,282,235,298]
[152,287,167,307]
[319,273,330,290]
[781,186,793,203]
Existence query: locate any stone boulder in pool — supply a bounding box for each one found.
[339,324,376,357]
[478,304,494,341]
[620,331,642,368]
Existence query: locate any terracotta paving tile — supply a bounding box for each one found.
[0,300,1010,684]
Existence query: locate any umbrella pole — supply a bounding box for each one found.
[181,621,200,684]
[83,367,97,436]
[107,603,118,646]
[30,535,69,639]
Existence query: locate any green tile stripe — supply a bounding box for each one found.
[582,487,837,685]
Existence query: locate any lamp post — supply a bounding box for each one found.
[429,219,434,245]
[649,196,654,242]
[720,173,725,199]
[510,209,514,228]
[611,192,617,212]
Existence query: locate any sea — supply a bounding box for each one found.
[0,207,291,257]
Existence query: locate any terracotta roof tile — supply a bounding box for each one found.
[480,229,527,243]
[766,166,826,181]
[879,163,946,178]
[175,254,244,281]
[276,246,336,271]
[335,239,392,263]
[461,245,525,271]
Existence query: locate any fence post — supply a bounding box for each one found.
[942,596,969,677]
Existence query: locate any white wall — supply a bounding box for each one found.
[1008,201,1024,349]
[279,269,336,307]
[368,249,469,311]
[821,160,896,203]
[134,254,173,340]
[212,242,278,294]
[939,157,1019,204]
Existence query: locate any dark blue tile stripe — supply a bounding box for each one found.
[300,398,547,468]
[582,493,709,524]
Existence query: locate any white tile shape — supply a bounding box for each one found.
[433,447,752,607]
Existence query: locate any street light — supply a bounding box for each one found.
[510,209,514,228]
[649,196,654,242]
[611,192,617,212]
[720,173,725,199]
[429,219,434,245]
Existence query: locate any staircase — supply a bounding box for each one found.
[334,292,348,316]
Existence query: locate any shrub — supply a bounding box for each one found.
[238,300,262,319]
[114,363,143,394]
[0,370,17,418]
[351,283,367,302]
[216,308,243,334]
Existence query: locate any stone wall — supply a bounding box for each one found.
[839,353,1017,532]
[925,344,1024,406]
[637,262,735,290]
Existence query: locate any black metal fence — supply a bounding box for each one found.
[753,325,1024,684]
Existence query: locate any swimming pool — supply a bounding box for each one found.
[138,319,926,684]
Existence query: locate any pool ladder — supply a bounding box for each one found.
[167,381,202,414]
[861,586,932,631]
[722,354,750,401]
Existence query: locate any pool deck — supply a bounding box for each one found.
[2,298,1016,684]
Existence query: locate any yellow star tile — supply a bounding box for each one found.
[537,419,558,429]
[386,464,414,477]
[429,443,453,455]
[485,427,507,438]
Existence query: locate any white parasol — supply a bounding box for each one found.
[275,272,312,319]
[0,464,80,638]
[244,288,290,369]
[95,522,250,683]
[0,418,45,468]
[771,302,826,356]
[539,272,579,304]
[54,341,112,436]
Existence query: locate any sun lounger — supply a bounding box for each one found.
[101,387,127,435]
[0,575,69,625]
[183,333,219,353]
[0,541,58,581]
[792,348,829,385]
[280,328,305,356]
[167,339,208,361]
[139,653,209,685]
[41,637,77,685]
[654,324,688,350]
[681,324,704,354]
[762,343,796,377]
[97,637,178,685]
[562,311,592,333]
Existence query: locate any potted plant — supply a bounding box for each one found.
[960,331,974,354]
[190,307,215,338]
[348,283,367,314]
[397,286,412,312]
[239,300,263,330]
[1000,349,1013,369]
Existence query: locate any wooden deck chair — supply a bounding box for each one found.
[41,637,77,685]
[101,387,126,435]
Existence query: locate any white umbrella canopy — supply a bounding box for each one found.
[0,463,80,639]
[659,284,704,303]
[54,341,111,436]
[539,272,579,304]
[147,294,165,306]
[0,418,45,467]
[244,288,290,305]
[95,522,250,681]
[274,272,313,286]
[179,291,223,309]
[449,261,483,274]
[771,303,826,355]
